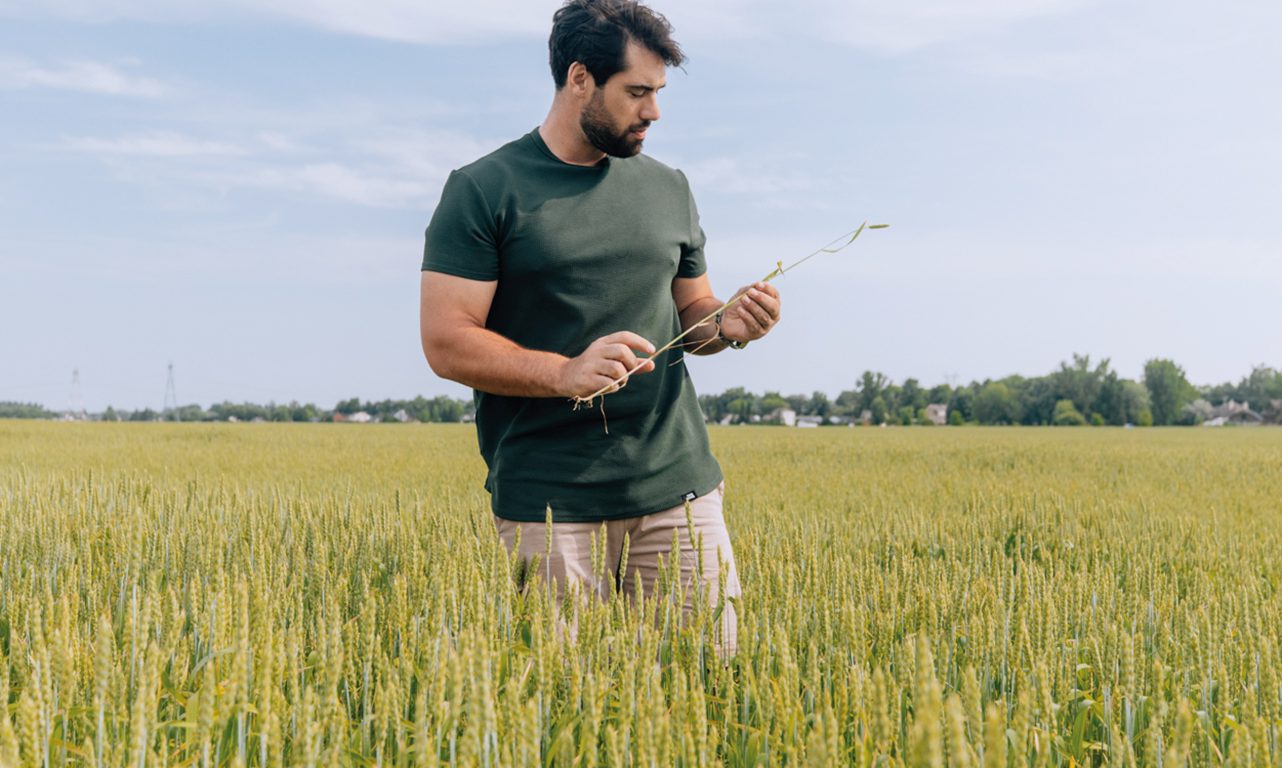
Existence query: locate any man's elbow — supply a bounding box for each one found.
[420,334,458,382]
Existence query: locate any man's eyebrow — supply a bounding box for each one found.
[625,83,666,92]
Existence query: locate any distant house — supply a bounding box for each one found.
[857,409,873,426]
[344,411,373,424]
[718,414,735,426]
[391,408,414,423]
[765,408,796,426]
[796,415,823,428]
[1204,399,1262,426]
[925,403,948,426]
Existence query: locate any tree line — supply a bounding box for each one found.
[0,396,474,423]
[5,356,1280,426]
[698,356,1282,426]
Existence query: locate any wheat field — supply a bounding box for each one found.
[1,421,1280,766]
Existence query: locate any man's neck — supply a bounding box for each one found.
[539,102,607,167]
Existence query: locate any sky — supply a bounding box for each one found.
[2,0,1280,412]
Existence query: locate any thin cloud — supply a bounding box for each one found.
[0,0,555,44]
[802,0,1101,54]
[0,57,168,97]
[58,132,247,157]
[682,156,814,199]
[194,162,437,209]
[2,0,1098,53]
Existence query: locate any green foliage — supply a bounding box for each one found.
[870,395,889,425]
[1052,399,1087,426]
[1181,398,1214,426]
[760,391,790,414]
[1144,358,1197,426]
[0,401,53,419]
[128,407,158,421]
[974,382,1020,425]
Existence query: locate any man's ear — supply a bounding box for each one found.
[567,61,592,97]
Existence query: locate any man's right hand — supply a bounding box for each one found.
[559,331,657,399]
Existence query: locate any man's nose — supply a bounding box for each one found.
[640,96,660,122]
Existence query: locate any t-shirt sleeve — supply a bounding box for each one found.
[676,170,708,279]
[421,170,500,281]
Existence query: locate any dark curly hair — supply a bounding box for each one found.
[548,0,685,89]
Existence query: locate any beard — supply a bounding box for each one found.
[580,91,648,158]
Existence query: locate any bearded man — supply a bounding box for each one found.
[419,0,782,654]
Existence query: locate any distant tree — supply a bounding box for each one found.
[173,404,207,422]
[834,388,859,418]
[1144,359,1196,426]
[102,405,120,422]
[856,371,890,414]
[869,395,888,425]
[728,396,755,424]
[807,391,832,420]
[927,384,952,408]
[1052,399,1087,426]
[716,387,751,422]
[208,401,268,422]
[760,392,789,415]
[1018,376,1056,425]
[1094,370,1126,425]
[1119,381,1151,426]
[289,401,320,422]
[974,382,1020,425]
[1181,398,1214,426]
[698,394,722,422]
[424,395,465,423]
[0,402,53,419]
[947,385,976,423]
[882,384,903,415]
[947,409,965,426]
[896,405,914,426]
[129,408,158,422]
[900,378,924,412]
[1051,354,1107,417]
[785,393,808,414]
[334,397,362,416]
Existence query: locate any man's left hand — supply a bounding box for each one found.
[720,281,781,345]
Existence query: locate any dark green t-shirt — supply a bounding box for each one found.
[422,128,723,522]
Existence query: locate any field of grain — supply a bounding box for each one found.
[1,421,1280,767]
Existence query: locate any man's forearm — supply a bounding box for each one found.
[679,296,729,355]
[428,326,570,397]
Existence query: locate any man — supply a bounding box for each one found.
[419,0,781,653]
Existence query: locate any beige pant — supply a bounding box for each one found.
[494,482,740,655]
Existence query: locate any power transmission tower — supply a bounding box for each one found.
[68,368,86,421]
[164,362,178,420]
